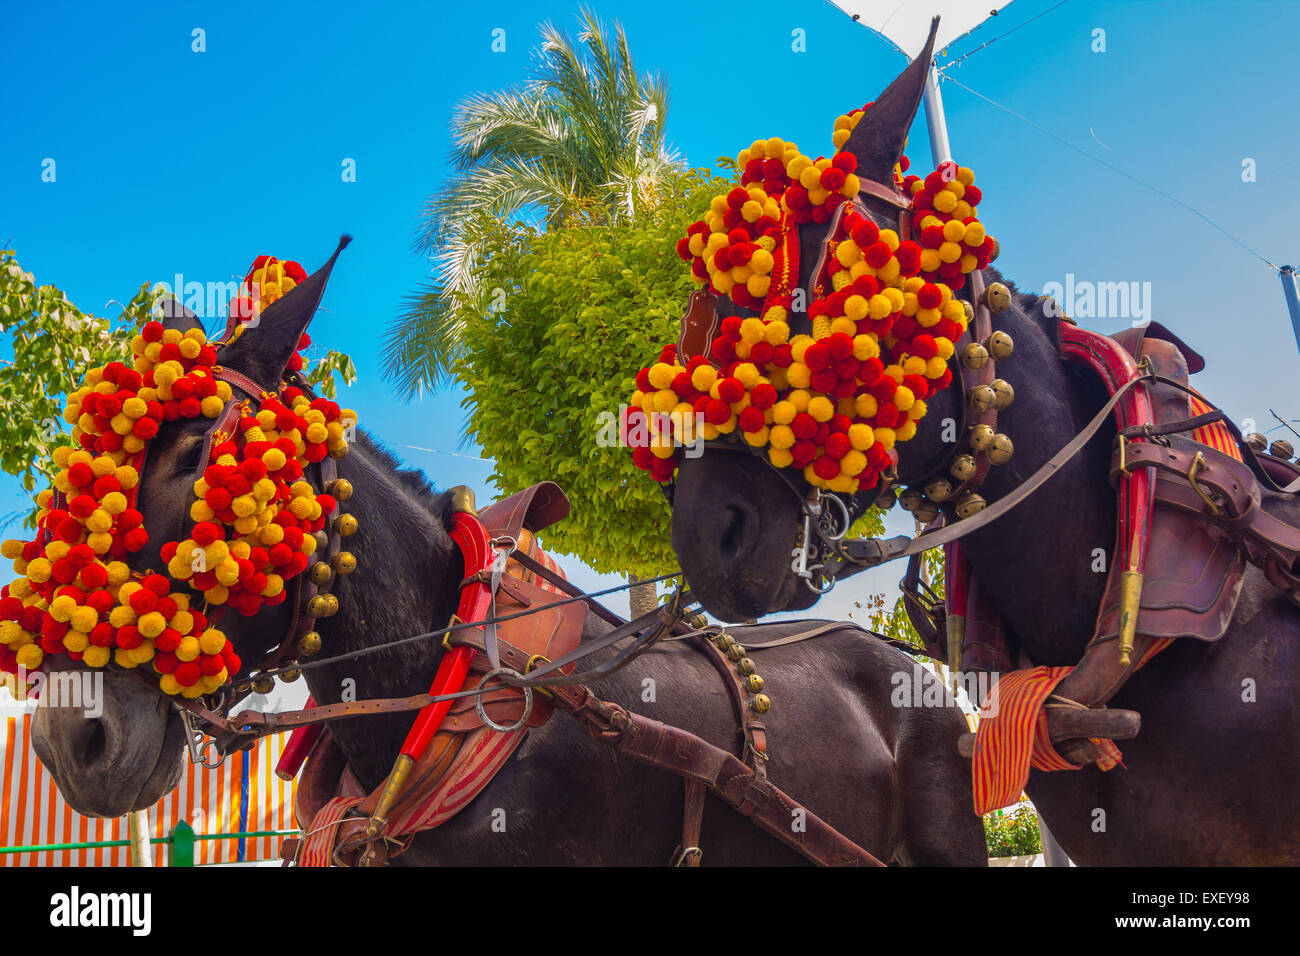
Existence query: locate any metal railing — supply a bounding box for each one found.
[0,821,296,866]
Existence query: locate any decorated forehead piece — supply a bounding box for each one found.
[0,250,356,698]
[627,103,997,495]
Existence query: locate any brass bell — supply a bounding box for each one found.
[329,478,354,502]
[990,378,1015,411]
[752,693,771,714]
[1270,440,1294,460]
[307,593,339,618]
[913,501,941,524]
[875,489,897,511]
[924,478,953,502]
[955,491,987,519]
[309,561,333,586]
[986,331,1015,361]
[727,643,746,662]
[969,385,997,413]
[328,443,350,460]
[689,613,709,629]
[897,488,924,512]
[746,674,764,694]
[969,424,995,452]
[252,676,275,695]
[298,631,322,656]
[961,342,989,370]
[334,514,358,537]
[715,633,734,650]
[1245,432,1268,453]
[281,667,302,683]
[313,530,329,552]
[983,282,1011,313]
[961,300,975,323]
[949,454,977,482]
[737,657,756,675]
[332,551,357,575]
[448,484,475,514]
[989,238,1001,261]
[986,434,1015,465]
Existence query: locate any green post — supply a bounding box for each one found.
[169,820,195,867]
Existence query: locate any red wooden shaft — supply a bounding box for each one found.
[275,696,319,780]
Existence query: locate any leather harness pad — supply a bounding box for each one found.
[1093,331,1245,644]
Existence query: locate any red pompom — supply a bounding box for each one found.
[704,399,731,426]
[123,528,149,552]
[749,383,777,409]
[813,456,841,480]
[738,407,766,433]
[174,662,201,687]
[716,378,745,404]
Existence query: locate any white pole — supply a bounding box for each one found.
[922,59,952,167]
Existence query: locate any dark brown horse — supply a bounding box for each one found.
[28,247,985,865]
[668,36,1300,865]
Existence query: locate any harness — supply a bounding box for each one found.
[271,485,889,867]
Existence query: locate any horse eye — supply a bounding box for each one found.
[175,440,205,474]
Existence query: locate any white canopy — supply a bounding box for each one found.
[826,1,1015,60]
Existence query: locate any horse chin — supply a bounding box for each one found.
[30,665,187,818]
[671,450,813,622]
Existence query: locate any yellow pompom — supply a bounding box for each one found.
[874,427,897,451]
[191,500,216,522]
[841,450,868,476]
[198,628,226,656]
[15,644,43,670]
[82,645,111,668]
[769,424,796,450]
[853,335,880,361]
[785,364,811,389]
[70,606,99,633]
[733,363,761,389]
[764,320,790,345]
[108,605,136,628]
[137,612,166,639]
[896,420,918,442]
[807,396,835,423]
[49,594,77,623]
[768,447,794,469]
[854,394,879,419]
[158,674,181,696]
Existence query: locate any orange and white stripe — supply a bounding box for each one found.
[2,712,295,865]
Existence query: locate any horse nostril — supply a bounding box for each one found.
[76,720,108,766]
[719,506,745,561]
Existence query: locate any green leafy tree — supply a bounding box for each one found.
[0,251,153,500]
[453,169,728,607]
[385,7,681,398]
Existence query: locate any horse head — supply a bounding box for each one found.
[665,19,1074,622]
[28,240,351,816]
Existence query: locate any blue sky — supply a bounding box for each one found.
[3,0,1299,621]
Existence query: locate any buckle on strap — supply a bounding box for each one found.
[1187,451,1222,516]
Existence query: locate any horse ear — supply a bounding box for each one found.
[158,298,203,335]
[217,235,351,388]
[843,16,939,186]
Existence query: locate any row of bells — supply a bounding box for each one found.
[710,630,770,714]
[246,477,357,694]
[1245,433,1295,462]
[899,315,1018,524]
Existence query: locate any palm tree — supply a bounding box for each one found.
[383,8,682,400]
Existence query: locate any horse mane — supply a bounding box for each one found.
[352,428,457,529]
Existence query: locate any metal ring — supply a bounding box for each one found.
[474,667,533,733]
[819,492,852,542]
[804,568,837,594]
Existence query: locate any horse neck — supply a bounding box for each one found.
[947,311,1117,665]
[301,442,461,788]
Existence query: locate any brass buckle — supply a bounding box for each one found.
[1118,433,1130,475]
[1187,451,1222,516]
[442,614,461,651]
[524,654,555,700]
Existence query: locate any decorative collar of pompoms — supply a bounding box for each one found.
[0,256,355,698]
[627,104,997,495]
